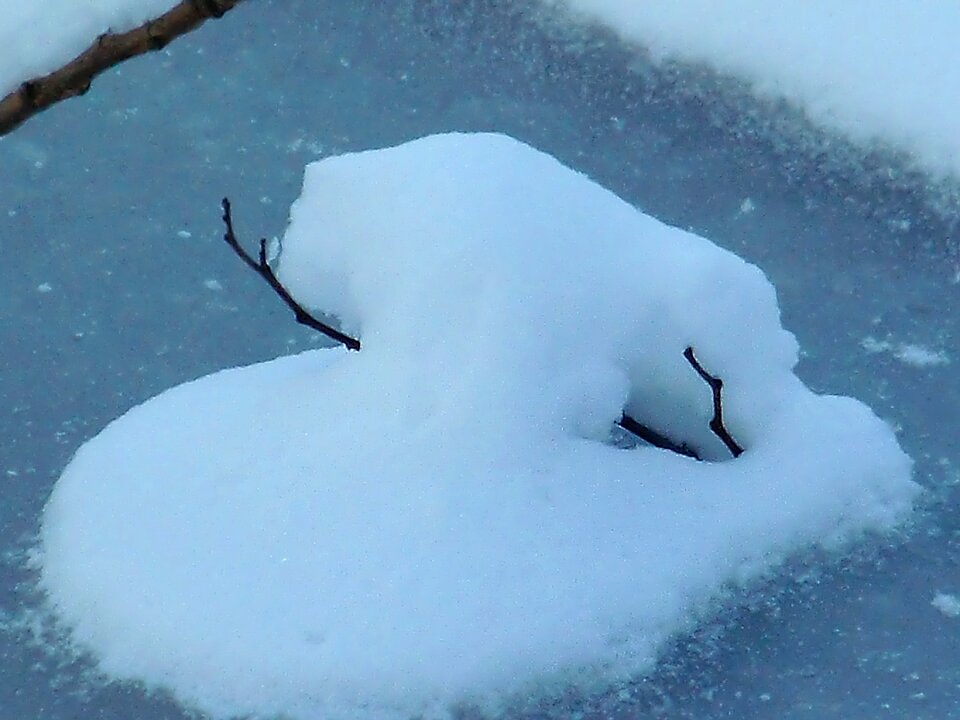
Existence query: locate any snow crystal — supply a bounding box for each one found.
[932,593,960,618]
[862,336,893,355]
[861,337,950,368]
[40,133,917,720]
[894,345,950,368]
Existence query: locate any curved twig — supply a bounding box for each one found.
[683,346,744,457]
[220,197,740,456]
[619,348,744,460]
[0,0,245,137]
[221,198,361,351]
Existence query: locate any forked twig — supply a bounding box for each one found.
[220,198,361,351]
[219,198,742,459]
[683,346,744,457]
[619,347,744,460]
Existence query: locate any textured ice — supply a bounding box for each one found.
[40,133,918,720]
[547,1,960,179]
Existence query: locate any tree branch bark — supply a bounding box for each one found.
[0,0,246,137]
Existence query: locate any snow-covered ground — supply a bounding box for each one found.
[547,1,960,181]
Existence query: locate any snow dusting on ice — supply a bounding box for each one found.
[545,1,960,181]
[932,593,960,618]
[862,336,950,368]
[40,133,918,720]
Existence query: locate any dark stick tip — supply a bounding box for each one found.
[218,197,362,353]
[685,345,745,459]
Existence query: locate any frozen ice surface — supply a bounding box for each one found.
[0,1,177,97]
[546,1,960,179]
[40,133,918,720]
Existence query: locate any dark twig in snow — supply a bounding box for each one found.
[618,348,744,460]
[683,346,744,457]
[220,199,738,456]
[0,0,246,137]
[617,413,701,460]
[220,198,361,351]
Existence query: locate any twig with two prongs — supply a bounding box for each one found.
[682,346,744,457]
[220,198,361,351]
[618,348,743,460]
[219,199,743,459]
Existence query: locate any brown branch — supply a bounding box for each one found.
[683,346,744,457]
[0,0,246,137]
[221,198,362,351]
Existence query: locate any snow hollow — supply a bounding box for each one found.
[39,133,918,720]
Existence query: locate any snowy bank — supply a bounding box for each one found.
[0,1,178,98]
[40,133,918,720]
[546,1,960,182]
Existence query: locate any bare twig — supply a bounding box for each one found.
[617,413,701,460]
[683,346,744,457]
[221,198,361,351]
[220,198,739,455]
[618,348,744,460]
[0,0,245,137]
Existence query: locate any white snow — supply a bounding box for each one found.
[40,133,918,720]
[7,1,960,188]
[0,1,178,98]
[545,1,960,181]
[894,344,950,368]
[932,593,960,618]
[862,336,950,368]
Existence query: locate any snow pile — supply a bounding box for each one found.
[545,0,960,180]
[40,133,918,720]
[0,0,178,97]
